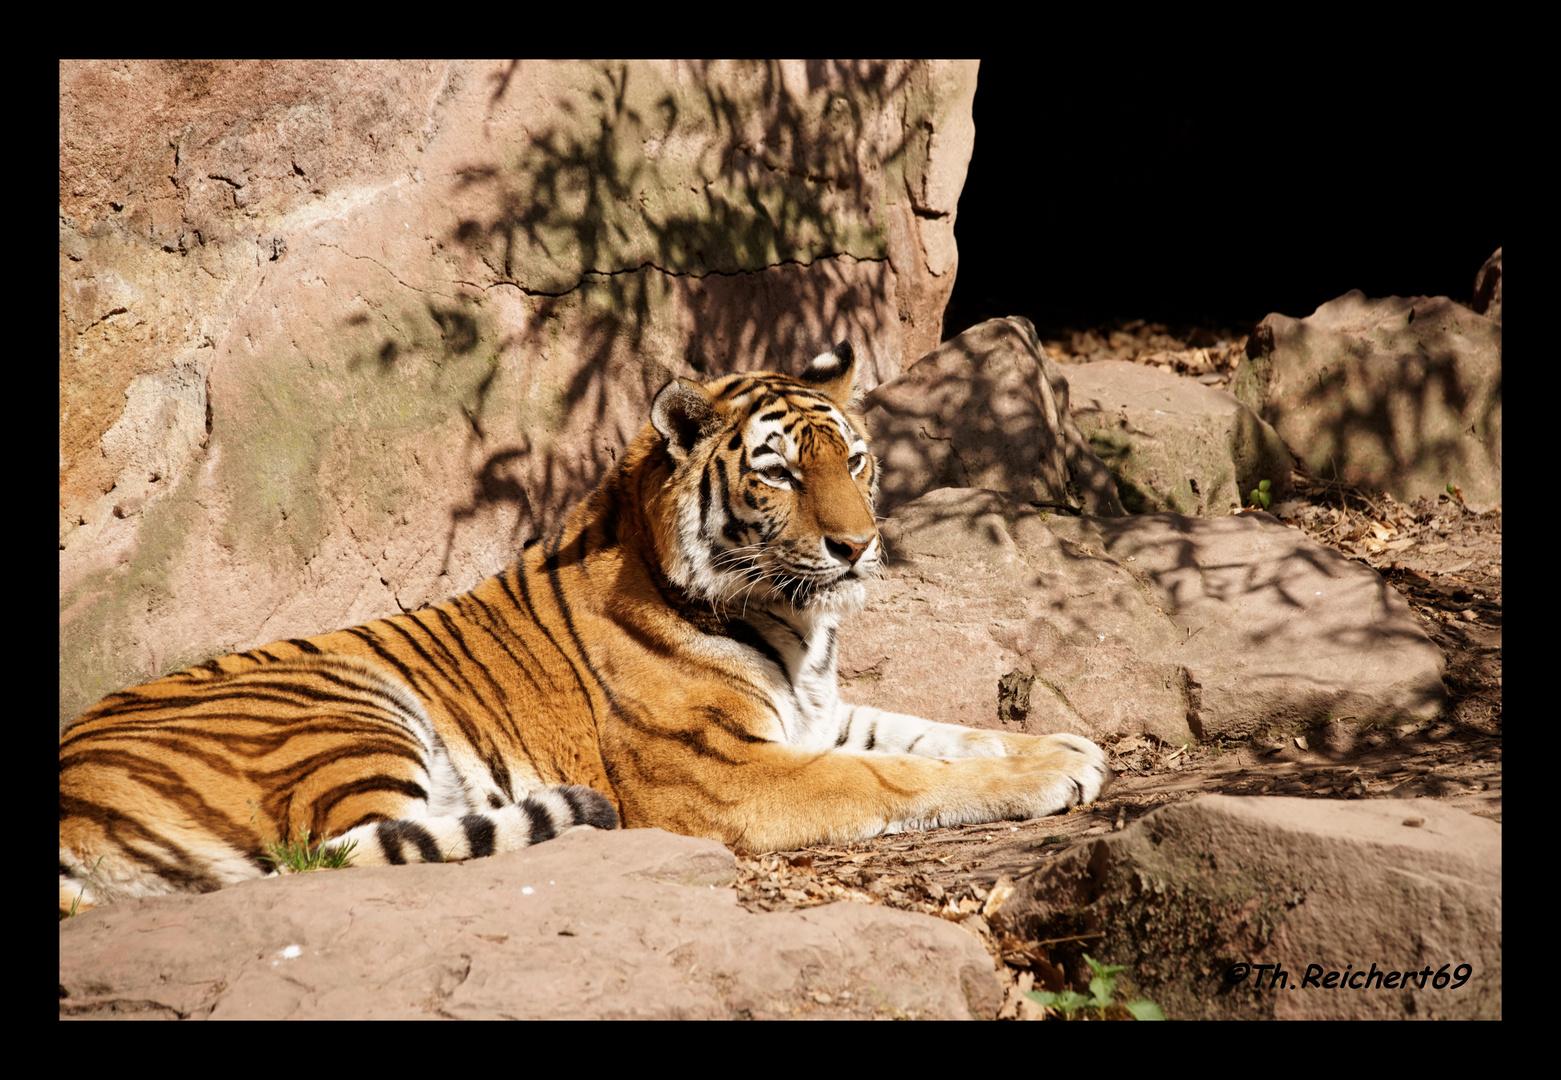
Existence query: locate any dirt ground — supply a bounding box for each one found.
[733,319,1502,1018]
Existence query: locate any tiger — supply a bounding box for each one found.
[59,341,1110,915]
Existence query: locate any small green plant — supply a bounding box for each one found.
[1248,478,1272,510]
[1025,953,1166,1020]
[61,855,107,920]
[249,799,357,873]
[261,828,358,873]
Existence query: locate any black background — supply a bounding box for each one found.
[944,63,1503,338]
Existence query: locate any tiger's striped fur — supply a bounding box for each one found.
[59,342,1109,915]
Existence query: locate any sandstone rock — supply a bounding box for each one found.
[58,60,979,728]
[841,489,1445,743]
[1231,290,1501,511]
[862,317,1124,517]
[1472,247,1501,322]
[59,826,1001,1020]
[1066,359,1294,515]
[988,795,1501,1019]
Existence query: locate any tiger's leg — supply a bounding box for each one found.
[618,723,1110,853]
[315,785,618,867]
[826,704,1109,772]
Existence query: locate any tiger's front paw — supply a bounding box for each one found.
[1035,733,1111,807]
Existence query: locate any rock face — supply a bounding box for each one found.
[989,796,1502,1020]
[1066,359,1294,516]
[58,60,979,728]
[59,826,1001,1020]
[1472,247,1502,322]
[1232,289,1502,511]
[840,489,1446,743]
[862,317,1124,517]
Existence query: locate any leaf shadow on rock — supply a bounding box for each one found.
[882,490,1447,736]
[1245,299,1501,504]
[866,320,1122,519]
[1095,512,1450,726]
[347,61,913,569]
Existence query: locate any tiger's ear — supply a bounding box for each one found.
[799,341,858,407]
[651,378,719,464]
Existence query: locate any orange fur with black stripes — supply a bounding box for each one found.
[59,343,1109,914]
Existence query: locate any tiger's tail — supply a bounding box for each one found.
[313,784,620,869]
[58,786,617,917]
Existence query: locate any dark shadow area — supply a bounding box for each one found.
[428,303,479,355]
[440,445,536,577]
[945,64,1505,337]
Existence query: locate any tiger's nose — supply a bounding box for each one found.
[825,536,874,566]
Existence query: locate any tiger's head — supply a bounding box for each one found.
[649,342,881,615]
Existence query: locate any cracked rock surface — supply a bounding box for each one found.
[59,826,1001,1020]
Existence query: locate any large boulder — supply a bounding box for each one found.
[59,826,1001,1020]
[989,795,1502,1020]
[1231,289,1502,511]
[862,317,1124,517]
[59,60,979,727]
[1066,360,1294,515]
[841,489,1446,743]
